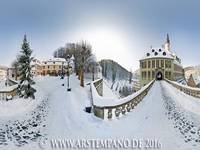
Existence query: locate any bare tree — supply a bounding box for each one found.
[53,41,93,87]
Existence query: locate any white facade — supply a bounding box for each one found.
[0,67,7,80]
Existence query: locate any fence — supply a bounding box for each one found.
[165,79,200,98]
[90,79,155,119]
[0,78,18,100]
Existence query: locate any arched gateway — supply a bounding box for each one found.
[156,71,163,80]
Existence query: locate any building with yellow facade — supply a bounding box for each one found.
[140,35,184,87]
[32,57,74,76]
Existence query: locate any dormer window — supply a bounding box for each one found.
[163,52,166,56]
[154,52,158,56]
[152,49,155,52]
[159,49,162,52]
[146,53,150,57]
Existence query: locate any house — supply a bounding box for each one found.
[187,74,200,88]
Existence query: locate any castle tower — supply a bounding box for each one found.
[164,34,171,52]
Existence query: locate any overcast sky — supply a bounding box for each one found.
[0,0,200,71]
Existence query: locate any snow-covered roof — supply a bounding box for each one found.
[141,47,174,60]
[0,84,18,92]
[30,59,41,66]
[44,58,66,62]
[42,58,67,65]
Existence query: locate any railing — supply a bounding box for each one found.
[165,79,200,98]
[7,78,18,86]
[90,79,155,119]
[0,78,18,100]
[93,79,103,96]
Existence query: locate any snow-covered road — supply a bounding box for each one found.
[1,76,200,150]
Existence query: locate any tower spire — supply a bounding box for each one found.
[166,33,170,43]
[164,34,171,52]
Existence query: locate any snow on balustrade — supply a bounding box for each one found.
[90,79,155,119]
[165,78,200,98]
[0,81,18,100]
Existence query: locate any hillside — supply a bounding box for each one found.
[99,59,131,81]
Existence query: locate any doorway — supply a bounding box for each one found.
[156,71,163,80]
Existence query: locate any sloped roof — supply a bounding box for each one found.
[141,47,174,60]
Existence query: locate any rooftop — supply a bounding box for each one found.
[141,47,174,60]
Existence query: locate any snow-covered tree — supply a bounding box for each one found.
[17,35,36,99]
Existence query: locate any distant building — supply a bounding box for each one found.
[187,74,200,88]
[9,57,75,80]
[39,58,74,76]
[140,34,185,87]
[31,59,43,76]
[0,66,7,80]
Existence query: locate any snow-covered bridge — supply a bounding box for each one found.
[91,78,200,120]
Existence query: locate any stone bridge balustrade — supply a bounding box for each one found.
[165,79,200,98]
[90,78,155,120]
[0,78,18,100]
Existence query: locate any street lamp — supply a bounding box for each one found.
[66,55,71,91]
[61,62,64,79]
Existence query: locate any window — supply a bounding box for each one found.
[152,71,155,78]
[165,71,168,79]
[48,66,50,69]
[165,60,171,68]
[168,72,171,79]
[148,71,151,79]
[142,71,147,79]
[144,71,146,79]
[168,61,171,68]
[141,61,147,68]
[152,60,155,68]
[156,60,159,68]
[148,61,151,68]
[161,60,164,68]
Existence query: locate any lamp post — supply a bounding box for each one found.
[66,55,71,91]
[61,62,64,79]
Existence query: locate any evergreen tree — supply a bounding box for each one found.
[17,35,36,99]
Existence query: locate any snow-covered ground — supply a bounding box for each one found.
[103,79,135,98]
[0,75,200,149]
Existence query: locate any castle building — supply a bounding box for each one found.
[140,35,185,87]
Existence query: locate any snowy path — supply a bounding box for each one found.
[2,76,200,149]
[44,77,200,149]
